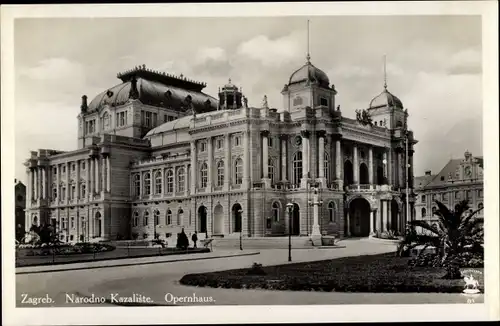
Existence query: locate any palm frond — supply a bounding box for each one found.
[408,220,440,236]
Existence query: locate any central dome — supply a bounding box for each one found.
[288,61,330,88]
[369,88,403,109]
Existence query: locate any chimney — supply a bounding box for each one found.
[425,170,431,176]
[81,95,88,113]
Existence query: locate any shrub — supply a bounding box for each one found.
[246,262,266,275]
[176,231,189,250]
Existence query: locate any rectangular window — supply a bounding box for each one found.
[217,138,224,149]
[71,217,75,229]
[72,164,76,171]
[53,167,57,175]
[81,162,85,170]
[235,135,242,147]
[81,185,86,198]
[71,186,76,200]
[152,113,157,126]
[421,195,425,203]
[62,166,66,173]
[268,137,273,147]
[477,189,483,197]
[320,97,328,106]
[164,115,168,123]
[145,112,152,127]
[168,116,174,122]
[200,142,207,152]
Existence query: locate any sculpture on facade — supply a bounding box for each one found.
[262,95,269,109]
[355,109,373,126]
[243,96,248,108]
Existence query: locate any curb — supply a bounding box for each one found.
[16,251,260,275]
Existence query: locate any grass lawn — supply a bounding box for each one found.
[16,247,210,267]
[180,252,484,293]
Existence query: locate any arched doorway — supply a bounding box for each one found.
[391,199,399,232]
[376,165,384,185]
[94,212,102,238]
[349,198,371,237]
[359,163,369,184]
[198,206,207,233]
[344,160,354,186]
[292,203,300,235]
[232,203,242,233]
[213,204,224,235]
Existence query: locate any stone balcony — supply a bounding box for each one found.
[345,184,393,192]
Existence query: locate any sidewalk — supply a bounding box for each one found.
[15,249,260,274]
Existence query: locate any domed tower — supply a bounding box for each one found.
[367,57,407,130]
[218,78,243,110]
[281,22,337,113]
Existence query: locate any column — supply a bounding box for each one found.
[318,131,326,186]
[398,151,404,187]
[387,200,392,232]
[207,137,213,190]
[368,146,374,187]
[76,160,80,200]
[101,156,106,194]
[190,140,197,195]
[224,134,230,191]
[335,139,342,182]
[346,210,350,236]
[370,210,374,235]
[311,190,321,237]
[280,135,287,181]
[106,156,111,192]
[261,131,269,180]
[243,131,250,188]
[409,150,414,189]
[184,164,189,195]
[65,162,69,205]
[301,130,310,187]
[387,149,393,185]
[56,165,61,203]
[94,157,100,193]
[34,168,38,200]
[383,150,388,183]
[42,167,47,199]
[381,200,386,232]
[85,158,90,202]
[149,168,154,197]
[353,144,359,184]
[27,169,32,204]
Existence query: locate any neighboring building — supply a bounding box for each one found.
[414,150,484,227]
[15,179,26,240]
[24,56,417,243]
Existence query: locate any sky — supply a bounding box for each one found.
[14,15,483,183]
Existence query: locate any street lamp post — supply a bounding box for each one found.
[405,132,411,227]
[238,209,243,250]
[286,202,294,262]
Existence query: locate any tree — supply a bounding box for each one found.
[176,229,189,250]
[397,199,484,279]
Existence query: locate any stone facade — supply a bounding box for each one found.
[25,60,417,243]
[414,151,484,227]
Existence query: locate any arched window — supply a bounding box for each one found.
[272,202,280,222]
[374,121,378,126]
[396,120,403,128]
[177,209,184,225]
[154,171,162,194]
[328,201,336,222]
[32,215,38,225]
[53,187,57,200]
[133,212,139,227]
[432,206,437,215]
[293,151,303,186]
[154,210,160,226]
[421,207,426,218]
[421,195,426,203]
[324,153,330,182]
[177,168,185,192]
[200,163,208,188]
[166,169,174,193]
[134,174,141,197]
[143,211,149,226]
[143,173,151,196]
[102,112,110,130]
[217,160,224,186]
[478,202,483,210]
[166,210,172,225]
[234,158,243,185]
[268,158,275,183]
[81,184,86,199]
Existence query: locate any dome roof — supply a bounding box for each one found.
[86,66,218,113]
[288,61,330,88]
[369,88,403,109]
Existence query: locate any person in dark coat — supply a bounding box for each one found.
[192,231,198,248]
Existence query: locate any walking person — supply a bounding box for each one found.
[192,231,198,248]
